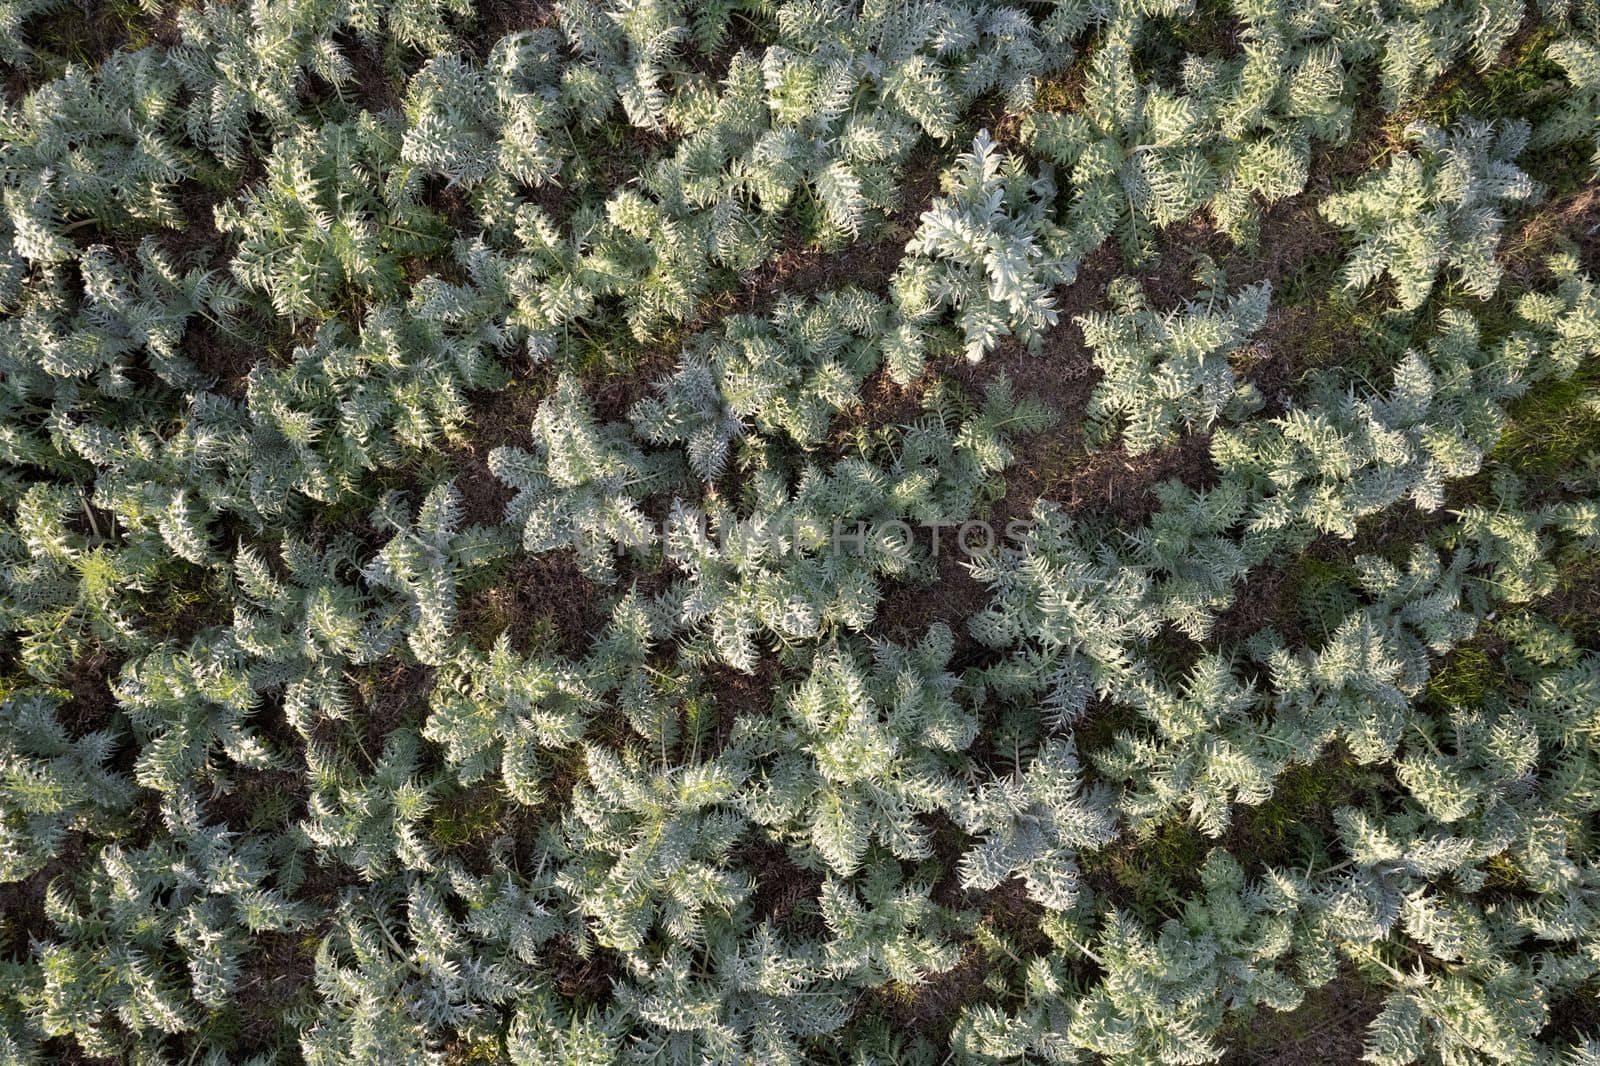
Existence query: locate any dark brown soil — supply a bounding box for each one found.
[56,648,124,739]
[447,445,516,528]
[209,767,308,836]
[975,876,1049,954]
[295,854,366,906]
[740,835,825,938]
[0,832,85,962]
[732,233,908,317]
[454,376,556,528]
[470,0,557,56]
[457,550,607,659]
[5,2,176,104]
[541,935,622,1006]
[1544,981,1600,1049]
[698,656,779,752]
[1237,305,1346,416]
[229,929,317,1053]
[422,181,477,239]
[466,380,552,452]
[924,809,977,908]
[873,554,989,668]
[1220,972,1384,1066]
[585,345,683,423]
[728,145,944,318]
[186,323,264,400]
[330,31,404,117]
[156,179,236,267]
[1057,434,1218,523]
[1208,561,1301,648]
[352,660,435,760]
[27,1038,119,1066]
[859,941,991,1040]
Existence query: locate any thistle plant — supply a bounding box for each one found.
[2,4,1599,1065]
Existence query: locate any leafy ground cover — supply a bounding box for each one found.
[1,0,1599,1063]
